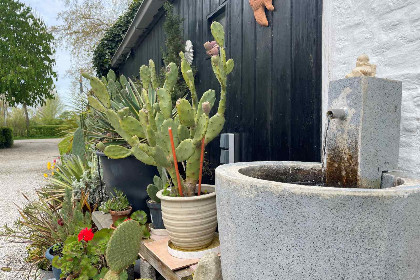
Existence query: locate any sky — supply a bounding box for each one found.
[20,0,74,108]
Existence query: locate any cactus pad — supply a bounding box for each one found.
[106,220,142,274]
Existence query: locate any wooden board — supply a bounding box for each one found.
[143,238,199,271]
[140,239,195,280]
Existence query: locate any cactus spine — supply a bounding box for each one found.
[103,220,143,280]
[85,22,233,197]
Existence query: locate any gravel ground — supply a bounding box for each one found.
[0,139,61,280]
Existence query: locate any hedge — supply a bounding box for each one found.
[29,125,68,138]
[0,127,13,148]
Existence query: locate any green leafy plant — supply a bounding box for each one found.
[99,189,131,213]
[40,153,103,208]
[103,220,143,280]
[53,227,113,280]
[84,22,233,197]
[0,188,91,270]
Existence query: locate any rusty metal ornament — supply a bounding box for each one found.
[249,0,275,27]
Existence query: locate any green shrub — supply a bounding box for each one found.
[0,127,13,148]
[29,125,68,138]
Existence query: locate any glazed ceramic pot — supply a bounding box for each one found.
[156,184,217,250]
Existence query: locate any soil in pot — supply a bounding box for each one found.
[109,206,132,224]
[146,200,165,230]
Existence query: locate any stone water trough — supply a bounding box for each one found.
[216,71,420,279]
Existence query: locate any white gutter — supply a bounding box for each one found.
[111,0,165,68]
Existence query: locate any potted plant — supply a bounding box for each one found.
[88,72,158,215]
[45,243,63,280]
[146,173,168,230]
[83,21,233,250]
[52,227,113,279]
[99,189,132,224]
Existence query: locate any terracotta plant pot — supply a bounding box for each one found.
[109,206,132,224]
[156,184,217,250]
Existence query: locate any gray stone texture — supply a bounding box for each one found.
[216,161,420,280]
[0,139,61,280]
[139,258,156,280]
[326,77,402,188]
[193,252,222,280]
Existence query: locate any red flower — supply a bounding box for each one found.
[124,218,132,222]
[78,228,94,242]
[57,219,64,226]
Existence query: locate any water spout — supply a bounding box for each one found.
[326,108,348,120]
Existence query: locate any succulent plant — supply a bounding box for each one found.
[146,174,168,203]
[103,220,143,280]
[83,22,233,197]
[72,127,86,159]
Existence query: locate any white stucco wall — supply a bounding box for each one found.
[323,0,420,173]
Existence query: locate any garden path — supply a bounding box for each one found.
[0,139,61,280]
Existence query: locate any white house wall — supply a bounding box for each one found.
[323,0,420,172]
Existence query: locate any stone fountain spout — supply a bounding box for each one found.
[325,55,402,189]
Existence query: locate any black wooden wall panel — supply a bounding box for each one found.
[117,0,323,172]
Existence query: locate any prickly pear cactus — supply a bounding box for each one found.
[84,21,233,197]
[146,174,168,203]
[72,127,85,159]
[104,220,142,279]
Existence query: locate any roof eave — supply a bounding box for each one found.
[111,0,165,68]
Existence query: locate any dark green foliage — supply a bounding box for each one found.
[92,0,143,77]
[162,1,189,103]
[0,0,56,107]
[0,127,13,148]
[28,125,68,138]
[162,1,184,67]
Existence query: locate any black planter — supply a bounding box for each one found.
[146,200,165,229]
[97,151,158,218]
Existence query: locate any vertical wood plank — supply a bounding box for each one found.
[254,7,272,161]
[271,0,292,160]
[241,0,256,161]
[291,0,322,161]
[226,0,242,134]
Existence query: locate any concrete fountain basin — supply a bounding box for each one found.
[215,161,420,280]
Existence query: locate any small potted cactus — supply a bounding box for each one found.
[99,190,133,224]
[84,22,233,250]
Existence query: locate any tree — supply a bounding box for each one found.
[33,93,65,125]
[0,0,57,129]
[52,0,134,76]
